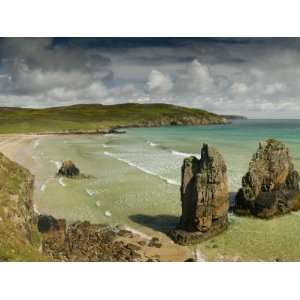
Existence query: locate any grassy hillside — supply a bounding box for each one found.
[0,103,227,134]
[0,153,45,261]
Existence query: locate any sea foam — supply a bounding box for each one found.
[33,139,40,149]
[50,160,61,171]
[171,150,199,158]
[147,140,158,147]
[105,210,112,217]
[86,189,97,196]
[58,177,66,187]
[40,183,47,192]
[103,151,180,186]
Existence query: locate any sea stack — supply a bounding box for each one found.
[235,139,300,218]
[57,160,80,177]
[170,144,229,245]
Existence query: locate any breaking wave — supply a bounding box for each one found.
[86,189,97,196]
[33,139,40,149]
[105,210,112,217]
[50,160,61,171]
[146,140,158,147]
[58,177,66,187]
[103,151,180,186]
[171,150,199,158]
[40,183,47,192]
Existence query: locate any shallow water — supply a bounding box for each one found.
[27,119,300,261]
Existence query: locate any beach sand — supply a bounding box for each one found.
[0,134,193,262]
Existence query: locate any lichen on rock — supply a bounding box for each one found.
[235,138,300,218]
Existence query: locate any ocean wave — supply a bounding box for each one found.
[33,204,40,214]
[146,140,158,147]
[102,144,111,148]
[105,210,112,217]
[157,175,180,186]
[103,151,180,186]
[33,139,40,149]
[171,150,199,158]
[86,189,97,196]
[58,177,66,187]
[40,183,47,192]
[50,160,61,171]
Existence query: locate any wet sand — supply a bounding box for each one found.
[0,134,194,262]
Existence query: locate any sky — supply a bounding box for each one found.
[0,37,300,118]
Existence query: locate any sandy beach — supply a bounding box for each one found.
[0,134,193,262]
[0,135,37,161]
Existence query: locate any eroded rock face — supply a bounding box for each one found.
[57,160,80,177]
[37,215,160,262]
[170,144,229,245]
[235,139,300,218]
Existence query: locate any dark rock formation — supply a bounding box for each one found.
[170,144,229,245]
[57,160,80,177]
[37,215,159,262]
[235,139,300,218]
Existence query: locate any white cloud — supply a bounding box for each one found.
[0,38,300,118]
[147,70,173,95]
[230,82,250,96]
[175,59,214,93]
[264,82,286,95]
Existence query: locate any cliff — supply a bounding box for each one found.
[0,152,45,261]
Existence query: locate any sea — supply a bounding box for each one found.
[21,119,300,261]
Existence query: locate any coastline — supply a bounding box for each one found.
[0,133,196,262]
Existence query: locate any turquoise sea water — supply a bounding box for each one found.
[122,119,300,191]
[27,119,300,260]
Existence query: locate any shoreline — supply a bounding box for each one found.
[0,133,196,262]
[0,117,232,137]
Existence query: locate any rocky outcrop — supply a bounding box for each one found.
[235,139,300,218]
[170,144,229,245]
[38,215,160,262]
[57,160,80,177]
[0,152,44,261]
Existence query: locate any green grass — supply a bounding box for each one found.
[0,153,46,261]
[0,103,226,134]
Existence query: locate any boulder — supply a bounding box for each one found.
[235,139,300,218]
[57,160,80,177]
[170,144,229,245]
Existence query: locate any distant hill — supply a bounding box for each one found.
[0,103,228,134]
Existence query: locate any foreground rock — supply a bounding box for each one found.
[38,215,159,262]
[57,160,80,177]
[235,139,300,218]
[170,144,229,245]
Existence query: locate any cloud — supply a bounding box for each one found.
[175,60,214,93]
[0,38,300,117]
[146,70,173,95]
[230,82,249,96]
[264,82,286,95]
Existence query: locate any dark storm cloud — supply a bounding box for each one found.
[0,37,299,117]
